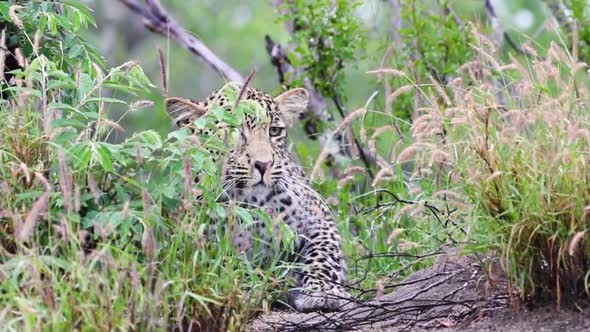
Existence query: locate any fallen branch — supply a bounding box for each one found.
[251,250,512,331]
[117,0,243,82]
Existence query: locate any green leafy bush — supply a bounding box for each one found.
[278,0,365,100]
[381,0,475,121]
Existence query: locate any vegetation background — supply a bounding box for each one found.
[88,0,547,136]
[1,0,590,331]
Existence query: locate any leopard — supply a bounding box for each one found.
[165,82,351,312]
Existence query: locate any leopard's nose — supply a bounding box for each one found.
[254,160,272,176]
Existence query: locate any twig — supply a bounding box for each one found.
[117,0,243,82]
[484,0,536,58]
[545,0,572,35]
[484,0,504,49]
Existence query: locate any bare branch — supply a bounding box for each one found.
[545,0,573,34]
[117,0,244,82]
[484,0,504,49]
[484,0,537,58]
[388,0,402,41]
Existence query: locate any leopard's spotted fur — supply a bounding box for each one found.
[165,83,350,312]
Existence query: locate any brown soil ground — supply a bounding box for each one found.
[449,306,590,332]
[250,305,590,331]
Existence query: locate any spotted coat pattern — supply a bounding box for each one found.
[165,84,350,312]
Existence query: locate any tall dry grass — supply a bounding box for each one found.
[401,32,590,305]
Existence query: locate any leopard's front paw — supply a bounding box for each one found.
[287,286,354,313]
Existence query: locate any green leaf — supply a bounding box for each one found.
[162,185,177,200]
[135,130,162,148]
[52,118,87,129]
[234,206,254,226]
[68,44,83,59]
[61,0,97,27]
[121,176,142,189]
[78,73,94,99]
[84,97,126,105]
[69,143,93,169]
[48,81,77,90]
[185,292,222,315]
[54,129,78,145]
[94,143,115,172]
[48,102,85,116]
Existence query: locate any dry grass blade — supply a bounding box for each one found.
[366,68,406,77]
[15,173,50,243]
[87,173,100,204]
[568,231,586,256]
[183,155,192,209]
[234,68,256,109]
[158,47,168,96]
[0,29,6,80]
[141,189,156,263]
[57,150,73,213]
[9,6,24,30]
[387,228,405,244]
[129,100,155,112]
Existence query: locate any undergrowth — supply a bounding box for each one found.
[399,31,590,306]
[0,3,291,331]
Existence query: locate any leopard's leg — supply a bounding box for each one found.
[286,237,353,312]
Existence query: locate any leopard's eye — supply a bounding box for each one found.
[269,126,284,137]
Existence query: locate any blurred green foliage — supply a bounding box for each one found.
[86,0,563,136]
[278,0,365,101]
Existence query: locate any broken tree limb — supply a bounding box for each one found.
[251,250,512,331]
[117,0,244,82]
[483,0,504,50]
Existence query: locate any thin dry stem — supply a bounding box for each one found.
[15,173,50,243]
[9,6,24,30]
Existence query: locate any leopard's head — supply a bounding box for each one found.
[165,85,309,192]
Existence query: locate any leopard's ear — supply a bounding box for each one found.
[165,97,208,127]
[274,88,309,126]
